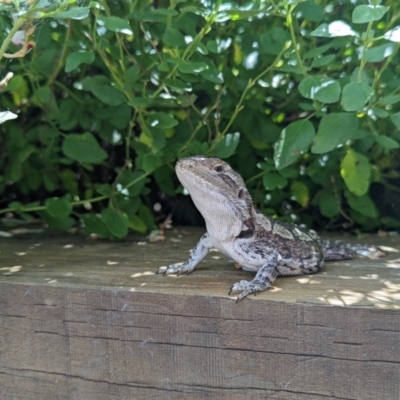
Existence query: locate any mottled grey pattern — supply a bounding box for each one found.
[158,156,385,302]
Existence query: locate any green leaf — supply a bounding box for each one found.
[81,214,110,238]
[371,108,389,119]
[118,171,146,197]
[345,192,378,218]
[259,28,290,55]
[290,181,309,207]
[131,11,167,22]
[62,132,108,164]
[303,43,331,59]
[352,5,389,24]
[312,113,359,154]
[384,27,400,43]
[178,61,208,74]
[365,43,396,62]
[310,55,335,68]
[52,6,90,20]
[147,112,178,129]
[163,27,186,48]
[390,111,400,130]
[128,214,147,233]
[128,98,151,108]
[138,205,156,230]
[126,65,140,84]
[39,212,75,230]
[375,136,400,150]
[163,79,192,91]
[318,193,339,217]
[299,75,341,103]
[200,68,224,84]
[340,150,371,196]
[65,51,95,73]
[213,132,240,158]
[310,22,356,37]
[296,1,324,22]
[45,198,72,218]
[81,76,125,106]
[342,82,372,112]
[0,111,17,124]
[96,184,112,196]
[379,95,400,105]
[32,87,59,117]
[263,173,288,190]
[274,120,315,169]
[142,154,163,173]
[97,16,133,35]
[153,8,179,16]
[187,141,209,155]
[101,208,129,238]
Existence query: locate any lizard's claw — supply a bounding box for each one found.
[229,280,267,302]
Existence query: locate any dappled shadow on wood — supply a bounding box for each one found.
[0,228,399,399]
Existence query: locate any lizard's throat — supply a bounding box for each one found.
[189,193,246,240]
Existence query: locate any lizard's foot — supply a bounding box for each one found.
[229,279,268,303]
[157,263,195,276]
[354,246,386,260]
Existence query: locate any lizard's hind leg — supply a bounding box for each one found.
[319,239,385,261]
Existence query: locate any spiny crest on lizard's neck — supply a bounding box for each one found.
[176,156,255,220]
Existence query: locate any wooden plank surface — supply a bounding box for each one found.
[0,227,400,399]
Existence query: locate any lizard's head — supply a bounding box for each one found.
[175,156,254,222]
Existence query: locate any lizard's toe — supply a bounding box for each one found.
[229,280,268,301]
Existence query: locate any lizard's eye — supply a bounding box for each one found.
[214,165,223,172]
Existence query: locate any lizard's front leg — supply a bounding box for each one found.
[158,233,212,276]
[229,252,280,302]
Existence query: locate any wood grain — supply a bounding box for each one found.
[0,228,399,399]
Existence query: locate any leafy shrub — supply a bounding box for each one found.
[1,0,400,238]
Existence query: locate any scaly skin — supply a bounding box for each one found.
[158,156,385,302]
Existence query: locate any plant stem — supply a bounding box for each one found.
[287,4,307,77]
[47,19,73,86]
[357,20,374,82]
[0,196,108,216]
[219,41,290,139]
[0,17,27,61]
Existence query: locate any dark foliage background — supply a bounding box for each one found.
[1,0,400,238]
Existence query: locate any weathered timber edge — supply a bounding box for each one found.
[0,228,399,399]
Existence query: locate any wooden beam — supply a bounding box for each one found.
[1,228,399,399]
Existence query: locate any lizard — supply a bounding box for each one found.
[158,156,385,302]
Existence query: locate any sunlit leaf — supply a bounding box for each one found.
[97,16,133,35]
[299,75,341,103]
[290,181,309,207]
[340,149,371,196]
[352,5,389,24]
[310,21,356,37]
[52,7,90,20]
[384,26,400,42]
[0,111,17,124]
[213,132,240,158]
